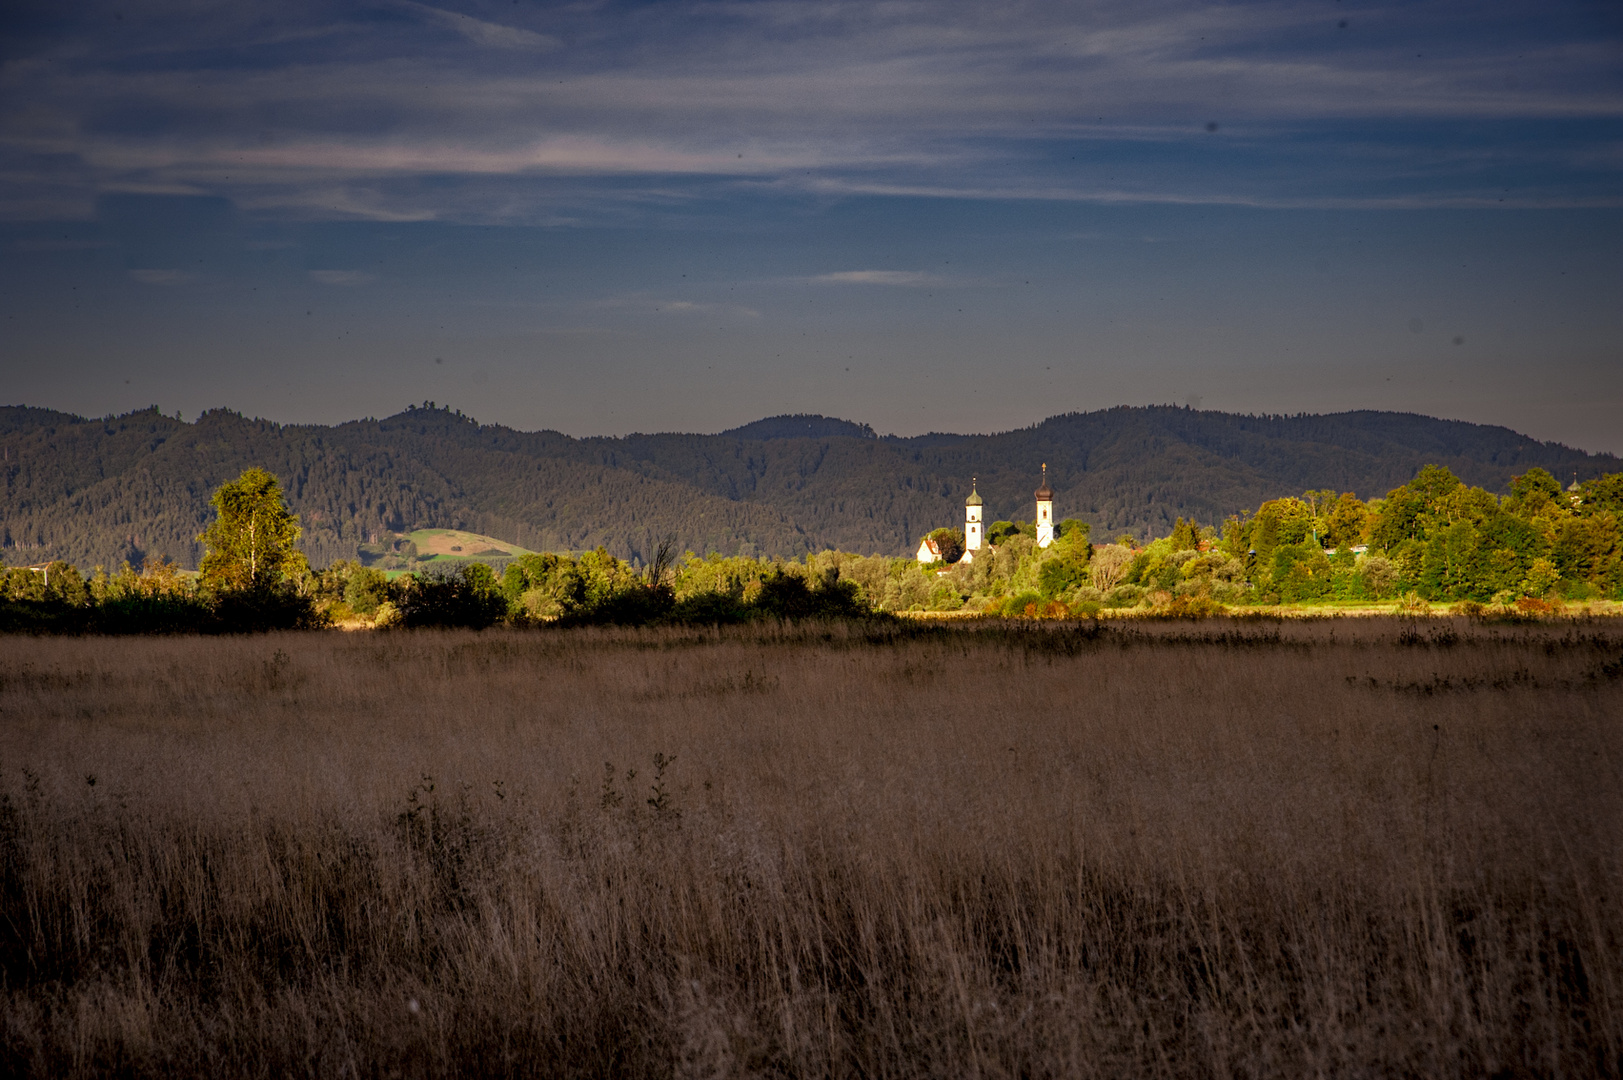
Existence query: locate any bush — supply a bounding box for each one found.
[373,601,403,628]
[563,583,676,626]
[343,567,392,616]
[1038,558,1085,597]
[398,566,509,629]
[1001,591,1042,617]
[211,588,327,632]
[669,591,750,625]
[1102,585,1145,609]
[1357,555,1399,599]
[1397,592,1431,614]
[1157,595,1227,619]
[752,569,869,621]
[0,588,323,635]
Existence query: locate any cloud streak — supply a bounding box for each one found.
[813,271,943,286]
[0,0,1619,221]
[395,1,561,51]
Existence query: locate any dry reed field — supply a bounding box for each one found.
[2,618,1622,1078]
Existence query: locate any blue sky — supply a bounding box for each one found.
[3,0,1621,451]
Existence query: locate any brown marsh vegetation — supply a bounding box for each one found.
[2,618,1621,1078]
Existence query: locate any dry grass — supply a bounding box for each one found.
[2,619,1621,1078]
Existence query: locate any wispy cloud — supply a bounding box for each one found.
[813,270,943,286]
[396,1,561,51]
[596,295,762,318]
[0,0,1619,221]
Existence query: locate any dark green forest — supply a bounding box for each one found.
[2,402,1615,572]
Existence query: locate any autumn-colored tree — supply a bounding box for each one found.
[198,468,303,592]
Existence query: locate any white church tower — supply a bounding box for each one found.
[1035,464,1054,548]
[965,478,983,554]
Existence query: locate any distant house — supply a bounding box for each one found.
[917,536,943,564]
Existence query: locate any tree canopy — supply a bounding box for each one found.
[198,468,304,592]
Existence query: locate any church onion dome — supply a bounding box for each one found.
[1034,463,1053,501]
[966,480,983,506]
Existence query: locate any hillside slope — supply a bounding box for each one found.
[2,404,1614,570]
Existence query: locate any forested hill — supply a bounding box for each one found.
[2,403,1616,571]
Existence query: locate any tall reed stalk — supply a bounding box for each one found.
[2,619,1620,1076]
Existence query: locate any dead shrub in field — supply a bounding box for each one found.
[1,621,1620,1078]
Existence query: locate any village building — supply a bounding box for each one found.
[916,536,944,564]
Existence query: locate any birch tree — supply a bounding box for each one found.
[199,468,302,592]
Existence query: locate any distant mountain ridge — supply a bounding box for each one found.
[720,415,878,440]
[2,403,1615,571]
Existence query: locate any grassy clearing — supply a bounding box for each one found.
[405,528,534,563]
[2,619,1621,1077]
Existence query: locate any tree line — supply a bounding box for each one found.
[904,465,1621,616]
[5,403,1615,573]
[3,462,1618,632]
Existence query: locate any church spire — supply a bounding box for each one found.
[1035,464,1054,548]
[965,476,984,552]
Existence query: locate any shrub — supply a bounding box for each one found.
[373,601,403,628]
[1102,584,1145,609]
[1521,557,1561,599]
[566,583,676,626]
[753,570,818,619]
[1357,555,1399,599]
[398,566,509,629]
[1158,595,1227,619]
[343,567,392,616]
[669,591,750,625]
[211,588,326,632]
[1001,591,1042,617]
[753,568,869,621]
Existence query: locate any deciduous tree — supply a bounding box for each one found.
[198,468,303,592]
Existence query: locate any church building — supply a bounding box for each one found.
[949,467,1054,564]
[1035,464,1054,548]
[958,479,984,563]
